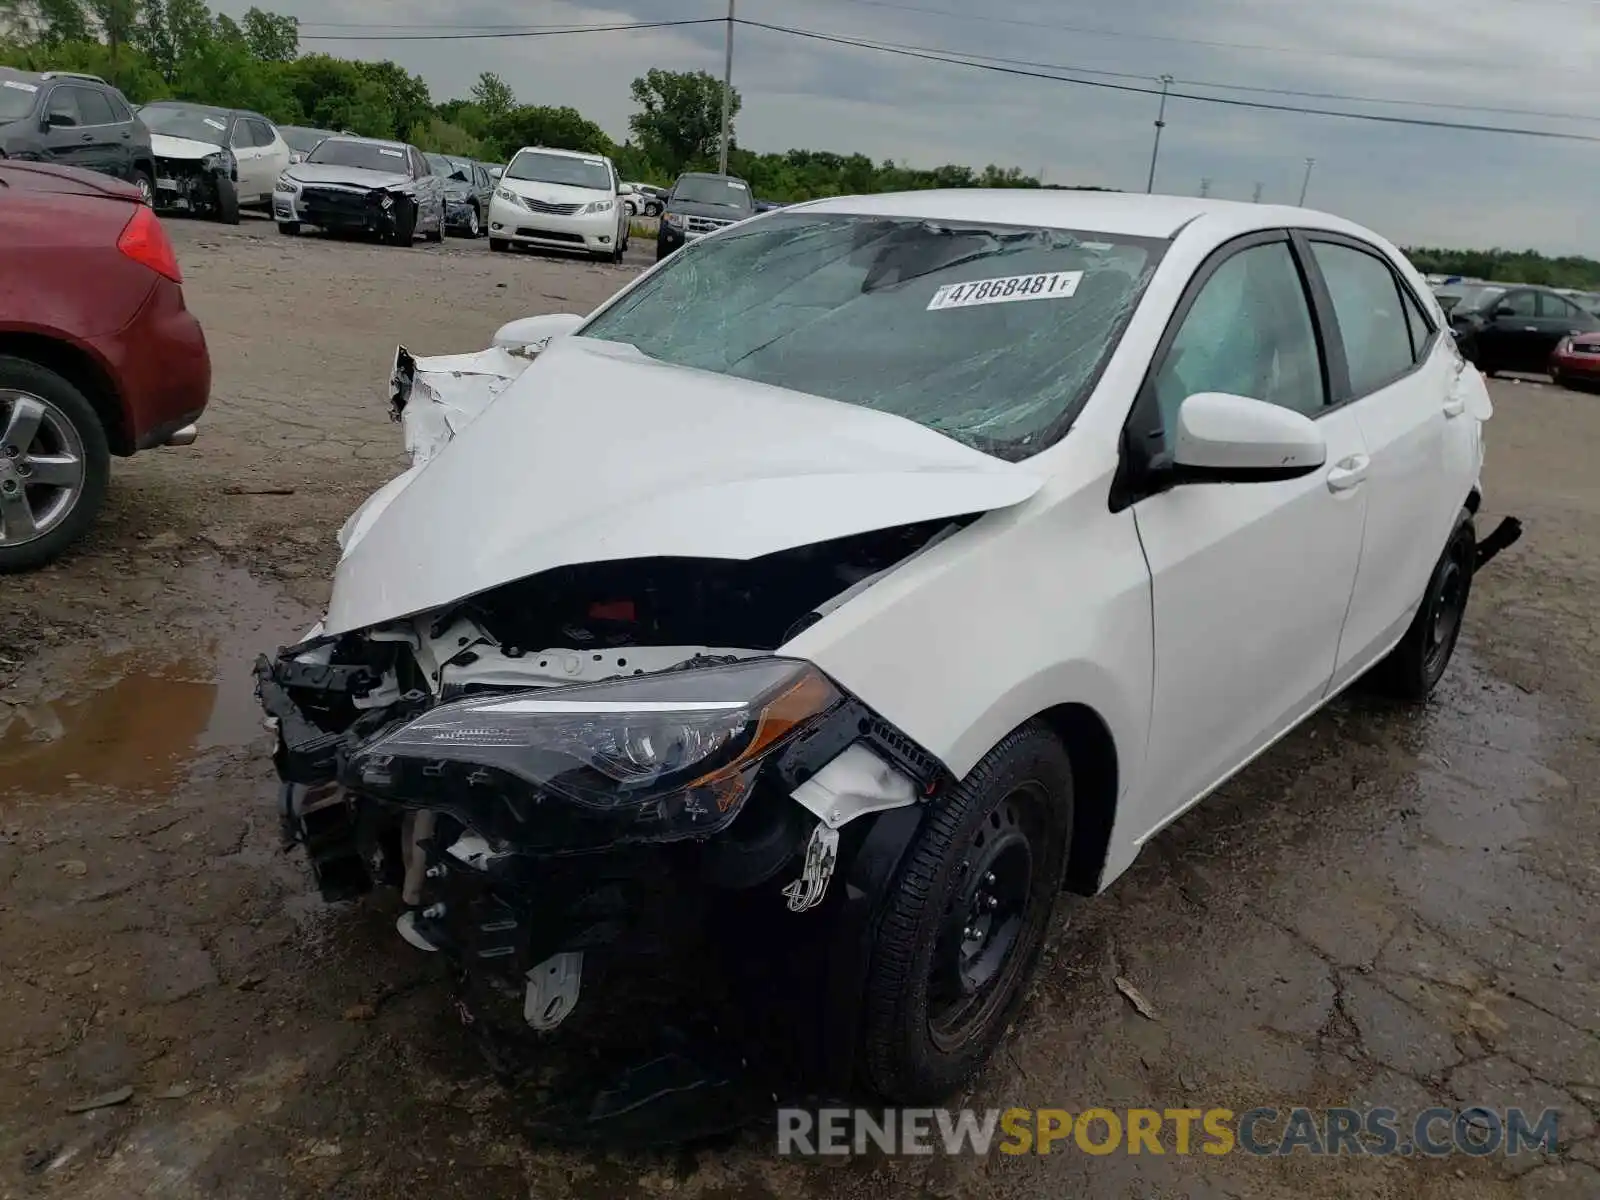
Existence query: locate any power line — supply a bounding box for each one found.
[737,19,1600,144]
[805,0,1596,76]
[298,18,722,43]
[794,30,1600,125]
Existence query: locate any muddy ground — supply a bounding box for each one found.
[1,216,1597,1199]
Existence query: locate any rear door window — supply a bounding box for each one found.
[1307,240,1415,398]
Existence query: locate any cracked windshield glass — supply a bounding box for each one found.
[581,213,1162,459]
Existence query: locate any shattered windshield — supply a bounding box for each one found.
[138,104,230,145]
[580,213,1164,460]
[306,138,409,173]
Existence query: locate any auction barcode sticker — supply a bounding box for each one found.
[927,270,1083,311]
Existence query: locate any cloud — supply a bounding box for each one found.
[224,0,1600,253]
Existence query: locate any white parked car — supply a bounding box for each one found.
[256,192,1519,1107]
[486,145,630,262]
[138,101,292,220]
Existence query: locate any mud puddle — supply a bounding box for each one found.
[0,561,313,800]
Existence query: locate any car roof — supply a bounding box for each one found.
[789,189,1401,250]
[141,99,270,122]
[511,145,611,161]
[323,134,410,151]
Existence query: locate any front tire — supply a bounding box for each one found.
[277,220,300,236]
[132,168,154,207]
[859,721,1073,1103]
[1367,509,1475,702]
[466,205,481,237]
[214,175,241,225]
[0,357,111,573]
[387,199,417,246]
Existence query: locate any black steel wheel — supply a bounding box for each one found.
[858,720,1072,1103]
[1367,508,1475,701]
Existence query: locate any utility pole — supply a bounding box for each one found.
[1199,177,1211,198]
[717,0,735,175]
[1145,74,1173,194]
[1251,181,1263,203]
[1298,157,1315,205]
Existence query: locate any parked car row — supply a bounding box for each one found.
[1448,282,1600,388]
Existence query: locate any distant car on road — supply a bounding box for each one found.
[280,124,340,164]
[656,171,754,260]
[487,145,631,262]
[0,67,156,203]
[274,135,447,245]
[0,161,209,570]
[425,152,493,238]
[1449,284,1600,376]
[138,101,291,221]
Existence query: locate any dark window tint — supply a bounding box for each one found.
[1538,292,1582,320]
[1309,241,1414,396]
[1152,240,1324,427]
[107,92,133,122]
[44,86,81,127]
[73,87,116,126]
[1400,285,1434,361]
[1499,291,1537,318]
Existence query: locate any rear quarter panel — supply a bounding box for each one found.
[0,192,154,340]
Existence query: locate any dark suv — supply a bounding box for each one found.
[0,68,156,202]
[656,171,755,260]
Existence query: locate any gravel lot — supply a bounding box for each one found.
[1,214,1597,1200]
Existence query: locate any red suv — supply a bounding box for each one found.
[0,160,209,570]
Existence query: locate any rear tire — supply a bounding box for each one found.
[1366,509,1475,702]
[0,356,111,573]
[425,204,445,243]
[858,721,1073,1103]
[214,175,241,225]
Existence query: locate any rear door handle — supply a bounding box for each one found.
[1524,325,1538,332]
[1326,454,1370,493]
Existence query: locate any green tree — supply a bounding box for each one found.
[469,70,512,119]
[627,68,736,174]
[407,114,483,158]
[84,0,135,58]
[37,0,90,46]
[491,103,611,158]
[354,59,429,140]
[241,5,293,61]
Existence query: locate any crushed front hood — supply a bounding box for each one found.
[286,162,410,190]
[150,133,223,161]
[323,337,1041,635]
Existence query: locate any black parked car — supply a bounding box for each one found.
[656,171,755,260]
[0,68,155,202]
[424,152,493,238]
[274,135,447,245]
[1450,284,1600,376]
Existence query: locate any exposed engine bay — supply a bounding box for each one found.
[256,515,962,1124]
[152,155,235,220]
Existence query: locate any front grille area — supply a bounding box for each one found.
[300,187,377,223]
[519,197,583,216]
[684,214,733,234]
[516,227,583,243]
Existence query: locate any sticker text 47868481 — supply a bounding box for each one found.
[927,270,1084,311]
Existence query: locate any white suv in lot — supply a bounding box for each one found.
[487,145,631,262]
[259,191,1520,1107]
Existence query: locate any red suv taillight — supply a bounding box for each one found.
[116,205,182,284]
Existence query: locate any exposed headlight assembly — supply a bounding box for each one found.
[201,149,236,179]
[343,658,841,854]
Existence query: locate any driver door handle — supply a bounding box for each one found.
[1326,454,1370,493]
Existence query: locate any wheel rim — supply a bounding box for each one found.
[1422,544,1469,678]
[136,176,153,205]
[927,783,1047,1052]
[0,390,87,547]
[468,209,480,236]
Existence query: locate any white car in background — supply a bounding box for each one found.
[138,101,290,216]
[487,145,631,262]
[257,192,1519,1106]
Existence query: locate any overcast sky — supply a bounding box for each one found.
[223,0,1600,254]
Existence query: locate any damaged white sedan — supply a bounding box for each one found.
[256,192,1520,1109]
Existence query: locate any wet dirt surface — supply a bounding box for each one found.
[3,217,1599,1198]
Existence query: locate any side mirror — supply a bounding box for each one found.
[618,183,635,195]
[1169,392,1326,482]
[491,312,585,353]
